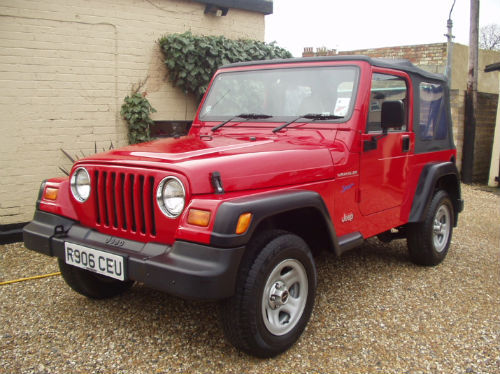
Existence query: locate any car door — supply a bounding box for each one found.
[359,70,412,216]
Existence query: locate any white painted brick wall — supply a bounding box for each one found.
[0,0,265,224]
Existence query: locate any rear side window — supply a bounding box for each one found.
[419,83,447,140]
[367,73,408,133]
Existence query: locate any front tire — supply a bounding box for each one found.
[220,230,317,358]
[58,259,133,299]
[407,190,454,266]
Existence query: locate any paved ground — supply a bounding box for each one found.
[1,184,499,374]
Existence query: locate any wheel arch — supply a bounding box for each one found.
[210,190,340,255]
[408,162,463,226]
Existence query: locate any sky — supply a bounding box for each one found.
[265,0,500,57]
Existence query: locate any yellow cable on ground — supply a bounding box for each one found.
[0,272,61,286]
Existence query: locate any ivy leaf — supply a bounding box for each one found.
[158,31,292,102]
[121,91,155,144]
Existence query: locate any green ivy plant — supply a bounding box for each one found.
[120,92,156,144]
[159,32,292,101]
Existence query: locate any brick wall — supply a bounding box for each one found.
[450,90,465,172]
[450,91,497,183]
[338,43,448,75]
[0,0,265,224]
[473,93,499,183]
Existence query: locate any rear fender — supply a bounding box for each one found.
[409,162,463,226]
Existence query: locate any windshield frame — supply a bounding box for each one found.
[198,64,361,124]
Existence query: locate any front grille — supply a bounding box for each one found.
[93,170,156,237]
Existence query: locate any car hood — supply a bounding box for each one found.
[79,133,337,194]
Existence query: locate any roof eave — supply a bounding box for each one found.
[485,62,500,73]
[193,0,273,15]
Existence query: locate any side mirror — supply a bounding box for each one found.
[381,100,405,133]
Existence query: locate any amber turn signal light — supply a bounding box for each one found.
[44,187,59,201]
[236,213,252,235]
[187,209,211,227]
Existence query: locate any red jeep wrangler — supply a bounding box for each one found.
[24,56,463,357]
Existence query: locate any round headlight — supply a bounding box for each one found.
[156,177,185,218]
[70,167,91,202]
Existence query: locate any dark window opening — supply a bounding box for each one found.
[151,121,192,139]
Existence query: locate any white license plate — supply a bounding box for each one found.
[64,242,125,281]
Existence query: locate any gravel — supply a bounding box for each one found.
[1,184,499,373]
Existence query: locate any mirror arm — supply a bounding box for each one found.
[363,128,389,152]
[372,129,388,141]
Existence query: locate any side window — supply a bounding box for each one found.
[419,82,447,140]
[367,73,408,133]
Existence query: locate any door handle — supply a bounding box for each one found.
[402,135,410,152]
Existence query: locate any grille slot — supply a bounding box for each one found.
[93,170,156,237]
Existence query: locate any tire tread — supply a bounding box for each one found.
[58,259,133,299]
[407,190,454,266]
[220,230,316,358]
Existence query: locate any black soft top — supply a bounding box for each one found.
[222,55,446,82]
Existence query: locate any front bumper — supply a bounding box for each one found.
[23,210,245,300]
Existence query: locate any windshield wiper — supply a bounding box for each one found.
[211,113,272,132]
[272,113,344,133]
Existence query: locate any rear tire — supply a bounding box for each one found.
[220,230,317,358]
[407,190,454,266]
[58,259,133,299]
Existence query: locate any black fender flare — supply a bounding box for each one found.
[408,162,463,226]
[210,190,341,253]
[36,180,47,210]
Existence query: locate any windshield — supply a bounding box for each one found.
[199,66,359,122]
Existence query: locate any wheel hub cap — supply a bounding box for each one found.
[269,281,289,309]
[261,259,308,336]
[432,204,451,253]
